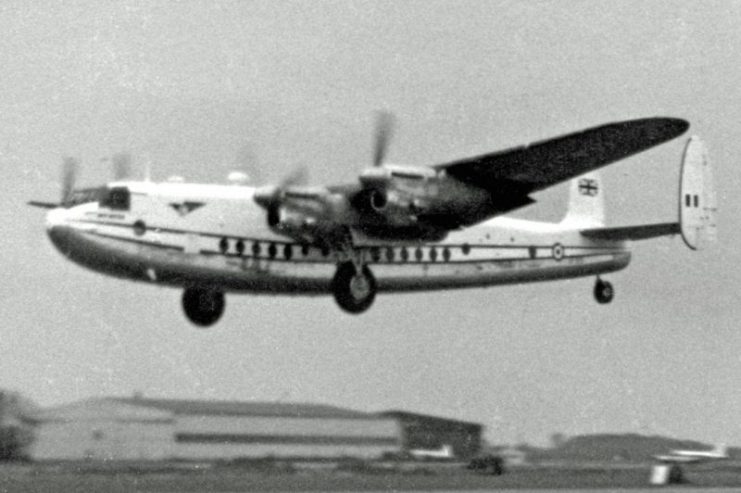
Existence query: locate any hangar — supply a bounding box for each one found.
[29,397,401,461]
[381,410,482,459]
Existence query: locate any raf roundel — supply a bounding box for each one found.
[552,243,565,261]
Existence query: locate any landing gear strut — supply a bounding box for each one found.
[332,262,377,314]
[182,287,225,326]
[594,277,614,304]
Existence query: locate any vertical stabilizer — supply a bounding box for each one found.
[680,136,717,250]
[561,172,605,228]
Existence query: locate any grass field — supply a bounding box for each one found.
[2,461,741,492]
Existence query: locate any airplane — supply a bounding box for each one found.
[408,444,455,460]
[653,443,728,464]
[29,115,716,326]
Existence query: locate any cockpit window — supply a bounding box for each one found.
[101,187,131,211]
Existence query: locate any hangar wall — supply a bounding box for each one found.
[30,398,402,461]
[29,399,174,461]
[381,410,483,459]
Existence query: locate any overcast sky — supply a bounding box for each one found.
[2,0,740,446]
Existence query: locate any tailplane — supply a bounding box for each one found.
[561,172,605,228]
[580,136,717,249]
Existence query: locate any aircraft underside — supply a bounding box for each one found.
[48,223,629,325]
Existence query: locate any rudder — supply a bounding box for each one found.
[680,136,717,250]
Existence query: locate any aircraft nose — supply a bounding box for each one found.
[45,209,74,254]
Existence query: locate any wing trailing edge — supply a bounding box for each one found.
[436,117,689,194]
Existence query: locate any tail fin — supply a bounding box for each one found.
[680,136,717,250]
[561,172,605,228]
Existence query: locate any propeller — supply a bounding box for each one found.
[112,152,132,181]
[60,157,79,205]
[372,110,395,167]
[254,165,310,226]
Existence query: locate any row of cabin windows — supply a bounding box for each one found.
[685,194,700,208]
[218,238,474,262]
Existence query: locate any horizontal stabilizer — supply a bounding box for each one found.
[27,200,59,209]
[581,222,680,241]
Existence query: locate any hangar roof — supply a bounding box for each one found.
[108,397,378,420]
[380,410,482,431]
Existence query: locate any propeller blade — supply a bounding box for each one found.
[280,165,309,188]
[112,152,132,181]
[60,157,79,205]
[372,110,394,167]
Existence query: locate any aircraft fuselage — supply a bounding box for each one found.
[46,181,629,296]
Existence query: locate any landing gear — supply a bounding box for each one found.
[332,262,377,314]
[594,277,614,304]
[182,287,225,327]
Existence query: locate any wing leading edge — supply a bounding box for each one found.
[435,117,689,194]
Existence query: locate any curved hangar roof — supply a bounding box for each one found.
[108,397,379,420]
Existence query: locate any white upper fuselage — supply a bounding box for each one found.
[45,180,630,295]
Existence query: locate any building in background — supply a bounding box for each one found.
[29,397,401,461]
[380,411,483,459]
[0,390,37,460]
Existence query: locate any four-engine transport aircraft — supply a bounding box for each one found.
[29,116,716,326]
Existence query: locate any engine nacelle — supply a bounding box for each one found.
[369,189,388,211]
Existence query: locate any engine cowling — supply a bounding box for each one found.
[369,189,388,211]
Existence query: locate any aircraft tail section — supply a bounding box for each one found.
[560,172,605,228]
[580,136,716,248]
[680,136,717,250]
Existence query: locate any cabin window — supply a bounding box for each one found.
[429,247,438,262]
[284,244,293,260]
[132,220,146,236]
[386,247,395,262]
[443,247,451,262]
[252,242,261,257]
[301,244,310,257]
[685,194,691,207]
[415,247,423,261]
[370,247,381,262]
[462,243,471,255]
[219,238,229,254]
[236,240,245,256]
[268,243,277,259]
[400,247,409,262]
[101,186,131,211]
[694,195,699,207]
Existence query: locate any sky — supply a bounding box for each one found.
[2,0,740,446]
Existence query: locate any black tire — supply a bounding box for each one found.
[332,262,377,314]
[182,287,225,327]
[594,279,614,304]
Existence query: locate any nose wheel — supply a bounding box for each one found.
[332,262,377,314]
[182,287,225,327]
[594,278,614,304]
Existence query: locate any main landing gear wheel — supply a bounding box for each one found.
[594,278,614,304]
[182,287,225,327]
[332,262,377,314]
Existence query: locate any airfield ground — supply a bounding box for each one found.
[4,461,741,492]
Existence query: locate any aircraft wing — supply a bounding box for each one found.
[653,454,703,464]
[435,118,689,198]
